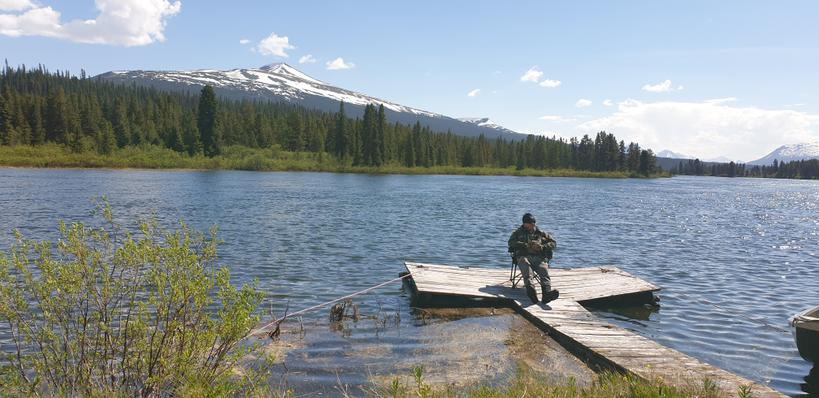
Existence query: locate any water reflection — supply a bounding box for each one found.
[0,170,817,395]
[803,364,818,396]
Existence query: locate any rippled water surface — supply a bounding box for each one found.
[1,169,818,396]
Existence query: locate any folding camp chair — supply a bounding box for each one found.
[509,250,544,288]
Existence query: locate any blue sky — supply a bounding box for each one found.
[2,0,818,161]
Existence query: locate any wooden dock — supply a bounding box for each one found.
[404,262,784,398]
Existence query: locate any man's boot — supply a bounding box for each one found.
[541,287,559,304]
[525,284,538,304]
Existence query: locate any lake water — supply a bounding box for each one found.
[1,169,817,396]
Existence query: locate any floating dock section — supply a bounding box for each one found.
[404,262,784,398]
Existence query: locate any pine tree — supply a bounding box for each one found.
[112,99,130,148]
[285,111,304,152]
[403,133,415,167]
[182,112,202,156]
[332,102,347,159]
[29,100,45,145]
[376,104,386,166]
[44,87,69,144]
[197,85,221,156]
[0,91,11,145]
[97,120,116,155]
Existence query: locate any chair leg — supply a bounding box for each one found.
[510,262,521,288]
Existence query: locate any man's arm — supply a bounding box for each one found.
[541,232,556,259]
[508,229,526,252]
[542,233,556,250]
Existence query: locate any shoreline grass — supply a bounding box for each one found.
[362,367,742,398]
[0,144,669,178]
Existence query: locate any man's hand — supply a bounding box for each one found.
[528,241,543,253]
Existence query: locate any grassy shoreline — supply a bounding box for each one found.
[0,144,668,178]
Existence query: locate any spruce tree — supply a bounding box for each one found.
[332,102,347,159]
[197,85,221,156]
[376,104,386,166]
[112,99,130,148]
[44,87,69,144]
[0,92,10,145]
[29,101,45,145]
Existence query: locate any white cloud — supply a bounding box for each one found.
[575,99,592,108]
[538,79,561,88]
[239,38,249,45]
[603,99,613,107]
[642,79,684,92]
[539,115,562,121]
[467,88,480,97]
[326,57,354,70]
[298,54,316,64]
[0,0,33,11]
[255,32,295,57]
[0,0,181,46]
[520,66,543,82]
[576,99,819,161]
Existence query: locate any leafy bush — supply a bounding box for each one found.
[0,201,263,396]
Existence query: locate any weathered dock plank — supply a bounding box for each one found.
[404,262,784,398]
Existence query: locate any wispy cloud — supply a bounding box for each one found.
[642,79,684,92]
[0,0,181,46]
[467,88,480,97]
[539,115,562,121]
[538,79,561,88]
[520,66,543,82]
[575,99,592,108]
[298,54,316,64]
[239,38,250,45]
[326,57,354,70]
[602,99,613,107]
[577,99,819,161]
[255,32,295,57]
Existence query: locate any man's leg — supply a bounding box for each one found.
[517,256,538,304]
[533,259,559,303]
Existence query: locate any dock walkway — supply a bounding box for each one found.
[404,262,784,398]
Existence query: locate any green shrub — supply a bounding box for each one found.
[0,201,263,396]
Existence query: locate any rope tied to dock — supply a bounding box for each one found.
[249,273,412,338]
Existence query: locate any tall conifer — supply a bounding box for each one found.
[197,85,221,156]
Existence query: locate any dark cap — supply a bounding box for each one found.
[522,213,536,224]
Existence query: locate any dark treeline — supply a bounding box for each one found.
[0,64,659,174]
[673,158,818,179]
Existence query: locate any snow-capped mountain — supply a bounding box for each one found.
[747,141,819,165]
[704,156,734,163]
[96,63,525,140]
[656,149,693,159]
[457,117,520,137]
[657,150,735,163]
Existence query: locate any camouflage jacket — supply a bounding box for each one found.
[507,225,557,259]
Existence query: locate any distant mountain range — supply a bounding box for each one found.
[747,141,819,165]
[656,149,735,163]
[657,141,819,170]
[96,63,525,140]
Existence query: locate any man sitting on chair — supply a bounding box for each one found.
[508,213,560,304]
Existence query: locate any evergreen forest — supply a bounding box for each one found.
[0,65,665,176]
[673,158,818,179]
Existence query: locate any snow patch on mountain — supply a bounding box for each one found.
[457,117,521,135]
[103,63,439,118]
[657,149,693,159]
[748,141,819,165]
[704,156,734,163]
